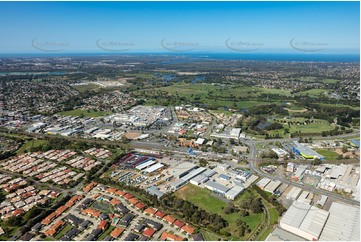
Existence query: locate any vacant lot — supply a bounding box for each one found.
[17,139,48,154]
[175,184,264,240]
[315,149,339,160]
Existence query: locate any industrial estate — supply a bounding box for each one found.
[0,1,360,242]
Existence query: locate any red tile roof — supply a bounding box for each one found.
[163,215,176,224]
[155,210,166,218]
[83,182,97,192]
[181,225,196,234]
[143,227,156,238]
[160,231,184,241]
[110,227,125,238]
[135,202,146,210]
[144,207,157,215]
[173,220,186,229]
[41,212,57,225]
[82,208,101,218]
[110,198,121,206]
[55,205,68,216]
[128,198,139,205]
[115,190,126,196]
[124,193,134,200]
[98,220,108,230]
[106,187,117,194]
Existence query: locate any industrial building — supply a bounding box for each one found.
[286,186,302,200]
[279,201,329,241]
[266,227,305,241]
[272,148,289,158]
[225,185,244,200]
[292,165,308,181]
[204,181,230,195]
[291,141,325,160]
[319,202,360,241]
[170,179,187,191]
[297,191,311,204]
[264,180,282,194]
[257,177,271,189]
[135,160,156,170]
[170,162,197,179]
[146,186,164,198]
[316,195,328,207]
[189,174,209,186]
[144,163,164,174]
[181,167,206,181]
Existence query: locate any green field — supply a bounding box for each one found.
[57,109,112,118]
[319,103,360,110]
[91,201,115,214]
[321,79,339,84]
[137,83,292,109]
[175,184,263,239]
[297,89,328,97]
[315,149,339,160]
[267,117,334,137]
[17,139,48,154]
[73,83,100,93]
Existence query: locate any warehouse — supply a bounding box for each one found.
[181,167,206,181]
[266,227,305,241]
[291,141,325,160]
[272,148,288,158]
[264,180,282,194]
[286,186,302,200]
[204,181,230,195]
[171,162,197,179]
[297,191,311,204]
[190,174,209,186]
[203,169,216,177]
[292,165,308,181]
[257,177,271,189]
[144,163,164,173]
[225,185,244,200]
[319,202,360,241]
[170,179,187,191]
[146,186,164,198]
[135,160,156,170]
[316,195,328,207]
[279,201,329,241]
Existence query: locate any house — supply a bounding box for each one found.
[115,190,127,196]
[119,214,134,227]
[110,227,125,239]
[160,231,184,241]
[82,208,101,218]
[98,220,108,231]
[135,202,146,210]
[155,210,166,219]
[143,227,156,238]
[173,220,185,229]
[124,193,134,200]
[41,212,57,225]
[83,182,97,192]
[163,215,176,224]
[44,220,65,237]
[19,232,34,241]
[134,223,146,233]
[110,198,121,206]
[31,222,42,233]
[124,232,139,241]
[128,198,139,205]
[181,224,196,235]
[144,207,157,215]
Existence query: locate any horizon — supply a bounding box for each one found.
[0,1,359,55]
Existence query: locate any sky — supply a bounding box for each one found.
[0,1,359,54]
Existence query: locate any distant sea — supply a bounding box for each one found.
[0,52,359,63]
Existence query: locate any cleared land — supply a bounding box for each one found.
[315,149,340,160]
[72,83,100,93]
[17,139,48,154]
[57,109,112,118]
[175,184,264,240]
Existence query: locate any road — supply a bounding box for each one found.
[243,139,360,207]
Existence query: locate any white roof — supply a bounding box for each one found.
[195,138,205,145]
[257,177,271,188]
[135,160,156,170]
[319,202,360,241]
[144,163,164,173]
[286,186,302,200]
[181,167,206,181]
[264,180,282,193]
[225,185,244,199]
[280,201,329,240]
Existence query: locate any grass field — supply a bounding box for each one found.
[17,139,48,154]
[297,89,328,97]
[57,109,112,118]
[267,117,334,137]
[91,201,115,214]
[318,103,360,110]
[315,149,339,160]
[72,83,100,93]
[139,83,291,109]
[321,79,339,84]
[175,184,263,239]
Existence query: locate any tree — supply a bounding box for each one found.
[250,198,263,213]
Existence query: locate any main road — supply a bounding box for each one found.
[243,139,360,207]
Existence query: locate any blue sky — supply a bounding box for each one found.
[0,1,359,54]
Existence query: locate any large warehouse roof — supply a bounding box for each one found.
[292,141,324,159]
[144,163,164,173]
[319,202,360,241]
[280,201,329,241]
